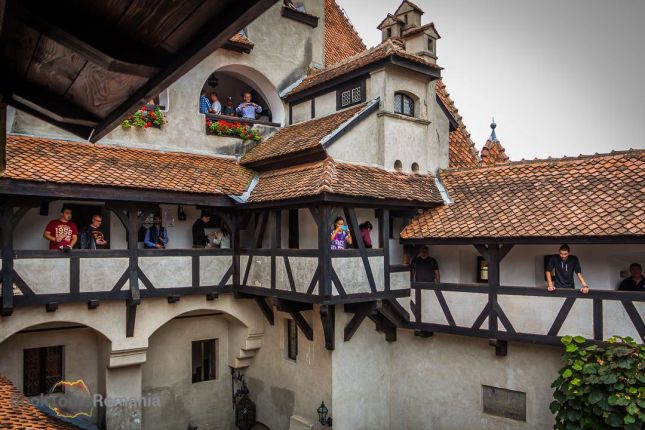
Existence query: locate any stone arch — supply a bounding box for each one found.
[203,64,285,124]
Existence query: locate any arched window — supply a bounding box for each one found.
[394,93,414,117]
[411,162,419,173]
[394,160,403,171]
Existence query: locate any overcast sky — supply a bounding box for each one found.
[337,0,645,160]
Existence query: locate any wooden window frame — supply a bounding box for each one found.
[23,346,64,397]
[191,339,218,383]
[286,319,298,361]
[476,256,488,283]
[336,80,366,110]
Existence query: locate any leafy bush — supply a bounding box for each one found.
[550,335,644,429]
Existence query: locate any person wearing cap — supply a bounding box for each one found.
[222,97,236,116]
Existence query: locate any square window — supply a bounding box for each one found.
[192,339,218,383]
[427,38,434,53]
[477,256,488,283]
[286,319,298,361]
[23,346,64,397]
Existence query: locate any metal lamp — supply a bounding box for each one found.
[317,401,332,426]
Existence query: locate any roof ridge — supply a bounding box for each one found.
[318,157,337,193]
[444,148,645,174]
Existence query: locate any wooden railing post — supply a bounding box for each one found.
[0,205,14,316]
[317,205,332,297]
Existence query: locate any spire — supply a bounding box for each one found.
[480,118,510,166]
[489,117,497,142]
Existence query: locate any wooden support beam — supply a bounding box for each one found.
[622,301,645,343]
[254,297,274,325]
[290,310,313,341]
[45,302,58,312]
[288,209,299,249]
[344,207,377,293]
[206,292,218,301]
[270,210,280,290]
[320,304,335,350]
[379,209,391,291]
[0,202,32,316]
[275,298,313,313]
[317,205,332,297]
[87,300,100,309]
[414,330,434,338]
[369,313,397,342]
[547,298,576,336]
[126,303,137,338]
[192,255,200,288]
[343,301,376,341]
[489,339,507,356]
[593,299,603,341]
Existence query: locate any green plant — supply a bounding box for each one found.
[121,106,165,129]
[550,335,644,429]
[206,119,261,141]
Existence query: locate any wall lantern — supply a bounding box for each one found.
[317,401,332,426]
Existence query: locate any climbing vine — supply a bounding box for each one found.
[550,335,644,429]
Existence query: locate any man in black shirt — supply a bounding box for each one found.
[618,263,644,292]
[192,211,212,248]
[79,214,108,249]
[546,244,589,294]
[411,246,440,283]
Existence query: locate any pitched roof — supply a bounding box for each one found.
[324,0,366,66]
[480,139,510,166]
[0,374,80,429]
[401,150,645,240]
[394,0,425,15]
[2,135,254,195]
[286,39,441,98]
[402,22,441,38]
[435,80,481,169]
[240,102,373,167]
[248,158,443,204]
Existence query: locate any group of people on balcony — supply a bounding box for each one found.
[42,207,230,252]
[199,90,262,120]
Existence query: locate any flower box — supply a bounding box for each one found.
[121,106,165,129]
[206,119,261,141]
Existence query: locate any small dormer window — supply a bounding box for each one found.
[427,37,435,53]
[386,28,392,39]
[337,80,365,110]
[404,14,408,24]
[394,93,414,117]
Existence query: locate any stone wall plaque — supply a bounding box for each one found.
[482,385,526,421]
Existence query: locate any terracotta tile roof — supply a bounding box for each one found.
[324,0,366,66]
[435,80,480,169]
[2,135,254,195]
[402,23,441,38]
[240,102,371,166]
[0,374,80,429]
[401,150,645,240]
[480,139,510,166]
[228,33,254,48]
[248,158,443,204]
[287,39,441,98]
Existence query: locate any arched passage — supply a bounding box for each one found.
[0,321,111,427]
[201,64,285,124]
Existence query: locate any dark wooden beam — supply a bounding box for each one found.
[0,179,235,207]
[317,205,332,297]
[593,299,603,341]
[126,302,137,337]
[290,310,313,341]
[275,298,313,313]
[344,207,377,293]
[91,0,278,142]
[547,298,576,336]
[378,209,391,291]
[489,339,507,356]
[320,304,335,350]
[622,301,645,342]
[280,6,319,28]
[288,209,299,249]
[254,297,274,325]
[343,301,376,341]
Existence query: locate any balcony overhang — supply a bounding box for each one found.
[0,0,277,142]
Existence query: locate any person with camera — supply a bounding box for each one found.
[144,214,168,249]
[330,216,353,250]
[236,92,262,119]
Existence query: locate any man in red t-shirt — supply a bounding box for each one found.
[43,207,78,251]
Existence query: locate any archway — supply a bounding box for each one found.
[201,64,285,124]
[0,321,111,428]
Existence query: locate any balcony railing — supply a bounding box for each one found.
[205,113,280,128]
[408,281,645,347]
